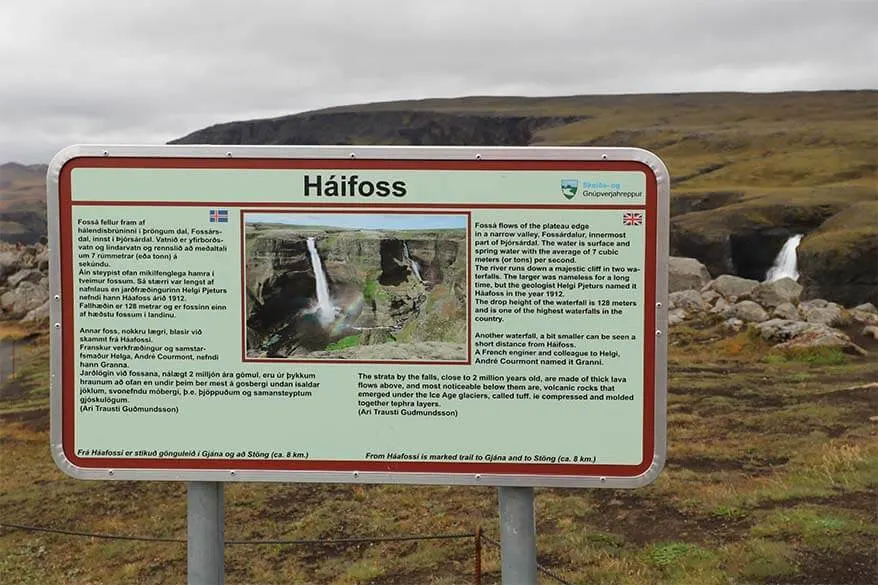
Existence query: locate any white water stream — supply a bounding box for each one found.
[306,237,335,324]
[765,234,803,282]
[403,242,422,282]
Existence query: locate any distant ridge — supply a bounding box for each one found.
[2,90,876,304]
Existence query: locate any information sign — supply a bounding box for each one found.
[48,146,669,487]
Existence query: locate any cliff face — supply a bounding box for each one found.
[172,111,579,148]
[797,202,878,307]
[244,226,466,359]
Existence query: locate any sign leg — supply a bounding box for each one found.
[498,486,537,585]
[187,481,224,585]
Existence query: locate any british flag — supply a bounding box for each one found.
[622,212,642,226]
[209,209,228,223]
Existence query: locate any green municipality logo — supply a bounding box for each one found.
[561,179,578,199]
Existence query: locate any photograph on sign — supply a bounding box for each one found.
[47,146,668,487]
[243,211,469,362]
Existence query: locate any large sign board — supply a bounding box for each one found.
[48,146,669,487]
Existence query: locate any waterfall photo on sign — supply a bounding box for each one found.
[243,212,469,361]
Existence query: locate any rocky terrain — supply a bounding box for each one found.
[668,256,878,356]
[0,242,50,323]
[245,223,467,360]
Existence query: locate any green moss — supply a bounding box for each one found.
[362,278,387,302]
[730,539,800,581]
[751,507,875,553]
[325,334,361,351]
[765,346,849,365]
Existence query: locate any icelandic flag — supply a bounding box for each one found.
[209,209,229,223]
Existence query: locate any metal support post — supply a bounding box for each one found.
[498,486,537,585]
[187,481,224,585]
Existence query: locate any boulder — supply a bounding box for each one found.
[749,277,803,308]
[723,300,769,323]
[711,297,731,314]
[22,300,50,322]
[800,299,829,310]
[669,289,706,313]
[701,290,721,305]
[704,274,759,301]
[757,319,867,355]
[863,326,878,341]
[802,303,844,326]
[35,248,50,271]
[756,319,813,343]
[850,309,878,326]
[853,302,877,314]
[772,302,800,321]
[668,308,687,326]
[668,257,711,293]
[0,281,49,318]
[0,251,20,279]
[7,268,43,288]
[775,326,867,356]
[723,318,745,332]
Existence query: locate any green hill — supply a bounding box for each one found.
[3,90,876,302]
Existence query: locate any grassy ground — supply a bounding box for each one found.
[1,318,876,584]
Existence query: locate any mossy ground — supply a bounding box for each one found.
[1,317,876,584]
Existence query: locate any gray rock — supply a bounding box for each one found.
[669,257,712,293]
[775,326,866,356]
[701,290,721,305]
[854,302,877,314]
[669,289,706,313]
[772,302,800,321]
[803,303,844,326]
[711,297,731,314]
[36,248,50,271]
[0,251,21,279]
[7,268,43,288]
[749,277,803,309]
[863,325,878,341]
[704,274,760,301]
[850,309,878,326]
[799,298,829,310]
[723,300,769,323]
[756,319,813,343]
[0,281,50,318]
[668,308,688,326]
[22,300,50,322]
[757,319,866,355]
[723,317,745,332]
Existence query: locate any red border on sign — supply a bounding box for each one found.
[58,157,658,477]
[239,208,472,365]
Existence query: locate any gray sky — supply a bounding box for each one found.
[1,0,876,163]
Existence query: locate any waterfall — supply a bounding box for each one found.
[403,242,422,282]
[765,234,803,282]
[306,237,334,324]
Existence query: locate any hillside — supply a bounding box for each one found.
[172,91,878,304]
[3,90,877,302]
[0,163,47,245]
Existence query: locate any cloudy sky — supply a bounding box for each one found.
[1,0,875,163]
